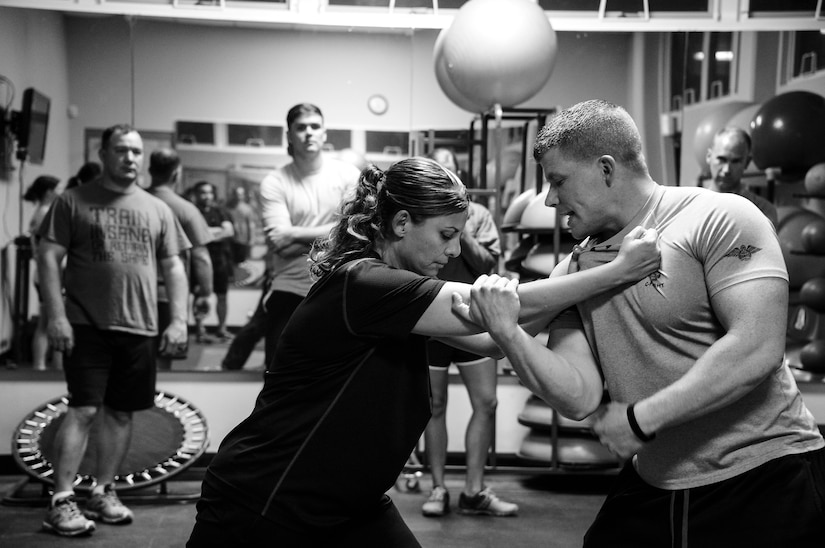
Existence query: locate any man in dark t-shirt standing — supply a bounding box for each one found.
[192,181,235,342]
[148,149,214,368]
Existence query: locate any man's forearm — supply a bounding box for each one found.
[291,222,335,244]
[38,256,67,321]
[163,258,190,324]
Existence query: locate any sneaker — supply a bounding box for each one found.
[215,330,234,342]
[458,487,519,517]
[43,496,96,537]
[422,486,450,517]
[195,332,216,344]
[83,485,134,525]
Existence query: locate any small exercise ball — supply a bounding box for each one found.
[433,28,488,113]
[692,102,753,169]
[805,162,825,197]
[799,339,825,374]
[440,0,557,110]
[520,190,569,230]
[502,188,536,227]
[751,91,825,174]
[800,277,825,312]
[801,218,825,254]
[777,206,825,289]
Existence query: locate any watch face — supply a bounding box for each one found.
[368,94,388,115]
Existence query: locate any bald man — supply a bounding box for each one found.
[705,127,778,227]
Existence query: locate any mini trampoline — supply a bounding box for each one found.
[4,390,209,506]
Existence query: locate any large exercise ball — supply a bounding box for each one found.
[520,190,569,230]
[692,101,753,169]
[777,206,825,289]
[805,162,825,197]
[502,188,536,227]
[751,91,825,175]
[433,28,488,113]
[440,0,557,110]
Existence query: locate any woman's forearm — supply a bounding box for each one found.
[517,260,633,321]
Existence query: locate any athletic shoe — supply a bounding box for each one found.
[215,330,234,342]
[458,487,519,517]
[422,485,450,517]
[195,332,216,344]
[83,485,134,525]
[43,496,96,537]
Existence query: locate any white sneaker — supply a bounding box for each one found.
[422,485,450,517]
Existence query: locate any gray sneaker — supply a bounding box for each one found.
[83,484,134,525]
[422,485,450,517]
[458,487,519,517]
[43,496,96,537]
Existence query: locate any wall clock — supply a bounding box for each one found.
[368,94,388,115]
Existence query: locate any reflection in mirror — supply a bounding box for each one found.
[6,5,824,373]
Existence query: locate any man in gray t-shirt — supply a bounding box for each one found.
[38,124,191,537]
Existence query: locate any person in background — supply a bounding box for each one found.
[65,162,102,190]
[186,156,660,547]
[37,124,190,537]
[705,126,778,227]
[419,148,516,518]
[456,100,824,547]
[147,148,214,370]
[219,146,367,372]
[257,103,360,366]
[226,185,258,280]
[23,175,62,371]
[191,181,235,343]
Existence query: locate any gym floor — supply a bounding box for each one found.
[0,469,613,547]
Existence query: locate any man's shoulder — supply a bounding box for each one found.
[137,187,180,215]
[323,156,361,179]
[151,187,204,217]
[739,187,776,208]
[260,162,294,188]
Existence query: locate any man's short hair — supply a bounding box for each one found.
[149,148,182,185]
[193,180,217,196]
[713,127,752,155]
[534,99,648,175]
[286,103,324,157]
[286,103,323,129]
[100,123,138,151]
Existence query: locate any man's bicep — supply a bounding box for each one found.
[547,326,597,366]
[259,181,291,228]
[38,240,67,265]
[712,277,788,351]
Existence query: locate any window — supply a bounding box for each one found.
[538,0,709,13]
[175,121,215,145]
[365,130,409,155]
[707,32,735,99]
[324,129,352,151]
[226,124,283,147]
[791,31,825,78]
[668,31,738,110]
[748,0,819,15]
